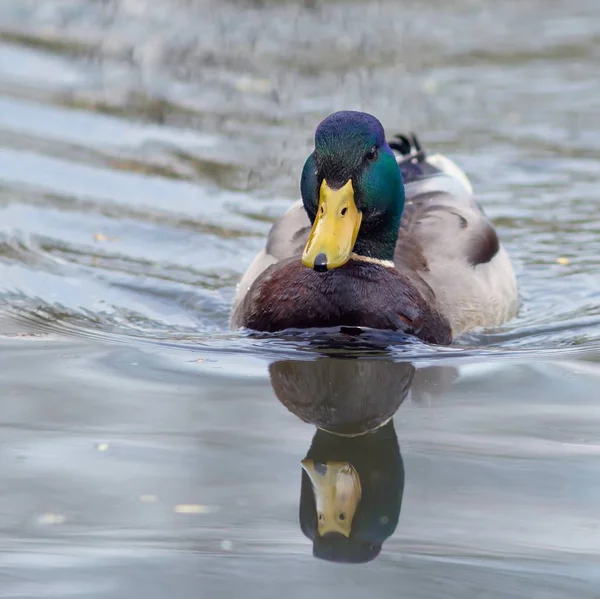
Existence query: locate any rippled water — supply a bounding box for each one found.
[1,1,600,597]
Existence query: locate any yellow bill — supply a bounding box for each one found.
[301,179,362,272]
[301,459,362,537]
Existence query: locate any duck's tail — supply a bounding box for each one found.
[390,133,473,195]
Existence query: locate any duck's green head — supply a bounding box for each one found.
[301,111,405,271]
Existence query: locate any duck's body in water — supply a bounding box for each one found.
[231,111,518,344]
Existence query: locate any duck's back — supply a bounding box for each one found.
[395,152,518,336]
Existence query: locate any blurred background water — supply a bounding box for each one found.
[1,1,600,597]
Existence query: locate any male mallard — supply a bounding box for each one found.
[231,111,518,344]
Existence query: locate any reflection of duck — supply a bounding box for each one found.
[270,358,414,435]
[300,421,403,563]
[269,357,415,563]
[232,111,518,343]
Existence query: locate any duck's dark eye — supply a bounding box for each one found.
[365,146,377,162]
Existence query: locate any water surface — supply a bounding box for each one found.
[1,1,600,597]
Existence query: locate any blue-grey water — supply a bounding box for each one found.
[1,1,600,597]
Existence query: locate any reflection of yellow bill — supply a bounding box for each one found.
[301,460,362,537]
[302,179,362,272]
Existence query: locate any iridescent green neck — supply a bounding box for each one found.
[353,205,402,262]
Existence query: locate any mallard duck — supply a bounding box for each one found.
[231,111,518,344]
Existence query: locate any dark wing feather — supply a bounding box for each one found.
[396,188,500,273]
[464,220,499,265]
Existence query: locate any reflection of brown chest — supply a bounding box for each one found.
[243,259,452,344]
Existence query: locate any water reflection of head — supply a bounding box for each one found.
[269,358,414,564]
